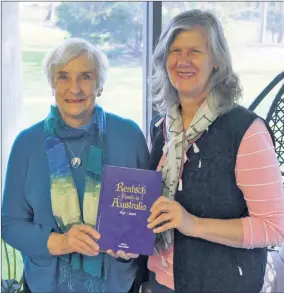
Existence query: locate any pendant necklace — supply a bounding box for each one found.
[65,140,87,168]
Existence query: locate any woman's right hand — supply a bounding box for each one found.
[48,224,101,256]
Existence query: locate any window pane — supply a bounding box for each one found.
[162,1,284,118]
[20,2,144,130]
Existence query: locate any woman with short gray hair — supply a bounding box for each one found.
[147,9,284,293]
[43,38,108,93]
[2,38,149,292]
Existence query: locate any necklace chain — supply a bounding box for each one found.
[66,140,87,158]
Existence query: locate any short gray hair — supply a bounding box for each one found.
[151,9,242,114]
[43,38,109,90]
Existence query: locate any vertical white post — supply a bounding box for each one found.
[1,2,22,186]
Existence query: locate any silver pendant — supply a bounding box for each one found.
[71,157,81,168]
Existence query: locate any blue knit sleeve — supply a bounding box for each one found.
[1,131,54,259]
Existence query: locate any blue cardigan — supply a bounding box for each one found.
[2,112,149,292]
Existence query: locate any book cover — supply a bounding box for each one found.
[96,165,162,255]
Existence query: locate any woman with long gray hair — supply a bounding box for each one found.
[146,9,284,293]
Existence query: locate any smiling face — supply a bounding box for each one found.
[166,28,215,100]
[53,53,100,127]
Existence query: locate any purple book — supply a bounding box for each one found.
[96,165,162,255]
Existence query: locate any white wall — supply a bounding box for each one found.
[2,2,22,187]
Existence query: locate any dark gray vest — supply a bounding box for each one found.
[149,105,272,293]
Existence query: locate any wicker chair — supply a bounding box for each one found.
[249,72,284,292]
[248,71,284,175]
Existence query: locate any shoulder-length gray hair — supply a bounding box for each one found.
[43,38,109,90]
[152,9,242,115]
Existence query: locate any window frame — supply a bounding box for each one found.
[142,1,162,138]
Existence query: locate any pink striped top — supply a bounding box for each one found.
[148,118,284,290]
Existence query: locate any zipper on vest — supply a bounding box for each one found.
[238,265,243,276]
[198,159,202,168]
[227,246,243,277]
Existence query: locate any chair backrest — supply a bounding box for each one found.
[280,244,284,263]
[249,72,284,175]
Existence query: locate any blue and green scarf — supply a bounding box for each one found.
[44,105,109,291]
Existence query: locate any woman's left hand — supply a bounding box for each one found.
[147,196,199,237]
[105,249,139,260]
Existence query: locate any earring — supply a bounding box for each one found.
[213,65,218,69]
[97,89,103,97]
